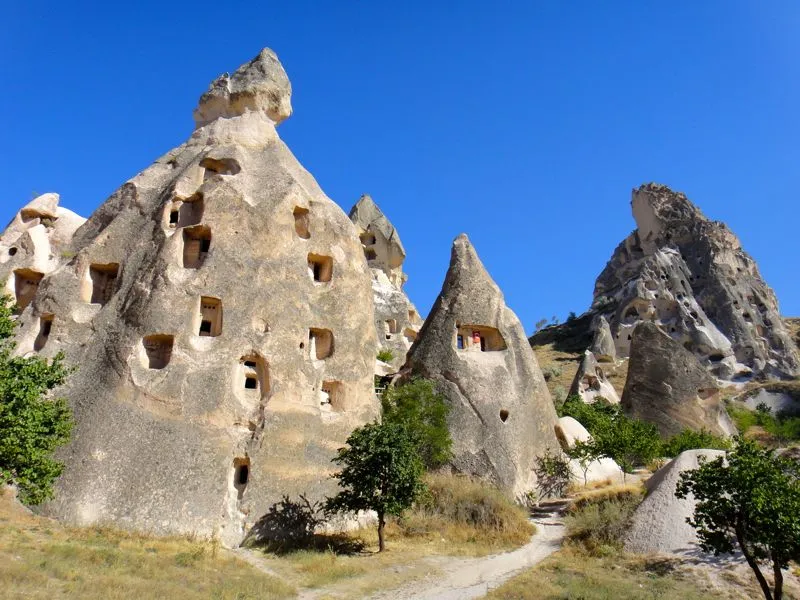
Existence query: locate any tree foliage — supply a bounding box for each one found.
[324,421,425,551]
[661,428,731,458]
[0,295,73,504]
[380,377,452,469]
[676,438,800,600]
[533,449,572,501]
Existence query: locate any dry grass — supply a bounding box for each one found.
[0,488,295,600]
[568,483,644,511]
[485,546,761,600]
[532,342,628,402]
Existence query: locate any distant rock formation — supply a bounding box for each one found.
[533,183,799,382]
[624,449,727,555]
[0,48,379,545]
[568,350,621,404]
[349,194,422,370]
[622,323,735,437]
[588,316,616,362]
[403,234,560,496]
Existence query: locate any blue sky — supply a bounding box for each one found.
[2,2,799,329]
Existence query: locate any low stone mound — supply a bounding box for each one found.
[624,449,726,555]
[555,416,623,484]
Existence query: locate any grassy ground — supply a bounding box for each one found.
[532,342,628,403]
[0,488,295,600]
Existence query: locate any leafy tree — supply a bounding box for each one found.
[0,295,73,504]
[325,421,425,551]
[533,449,572,502]
[676,439,800,600]
[380,378,452,469]
[567,439,603,487]
[661,428,731,458]
[534,318,548,333]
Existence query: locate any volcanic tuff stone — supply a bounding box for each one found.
[594,183,799,380]
[568,350,621,404]
[403,234,560,496]
[0,49,378,545]
[554,416,623,484]
[349,194,422,369]
[588,316,616,362]
[622,323,735,437]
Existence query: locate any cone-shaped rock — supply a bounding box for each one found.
[589,316,616,362]
[0,49,378,545]
[404,234,560,495]
[622,323,735,437]
[568,350,621,404]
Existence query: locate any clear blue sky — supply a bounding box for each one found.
[2,2,799,329]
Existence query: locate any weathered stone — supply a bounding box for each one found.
[554,417,623,484]
[595,183,799,380]
[1,49,378,545]
[403,234,560,496]
[349,195,421,370]
[568,350,621,404]
[624,449,727,556]
[588,316,616,362]
[622,323,735,437]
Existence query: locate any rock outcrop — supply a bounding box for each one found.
[568,350,621,404]
[403,234,560,496]
[588,316,616,362]
[622,323,735,437]
[532,184,799,382]
[1,49,378,545]
[555,417,623,484]
[624,449,727,555]
[349,195,422,370]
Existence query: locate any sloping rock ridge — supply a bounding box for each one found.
[0,48,378,545]
[349,194,422,370]
[403,234,560,496]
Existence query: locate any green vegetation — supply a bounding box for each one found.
[565,486,643,556]
[661,428,732,457]
[532,449,572,501]
[0,295,73,504]
[541,365,562,381]
[376,349,395,363]
[324,421,425,552]
[677,438,800,600]
[728,402,800,446]
[380,377,452,469]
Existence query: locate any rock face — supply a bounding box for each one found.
[622,323,735,437]
[624,449,727,555]
[403,234,560,496]
[554,417,623,484]
[594,183,799,380]
[568,351,621,404]
[0,49,378,545]
[349,195,422,370]
[588,316,616,362]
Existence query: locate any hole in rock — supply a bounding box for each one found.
[198,296,222,337]
[455,325,506,352]
[88,263,119,305]
[320,380,344,412]
[499,409,509,422]
[8,247,17,256]
[233,457,250,500]
[143,335,174,369]
[239,354,269,396]
[365,248,377,261]
[309,328,334,359]
[34,314,54,351]
[183,226,211,268]
[293,207,310,239]
[308,254,333,283]
[13,269,43,312]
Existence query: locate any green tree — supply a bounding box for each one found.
[567,439,602,487]
[676,439,800,600]
[661,428,731,458]
[324,421,425,552]
[380,378,452,469]
[533,449,572,502]
[0,295,73,504]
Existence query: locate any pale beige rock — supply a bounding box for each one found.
[589,316,616,362]
[1,49,378,546]
[568,350,621,404]
[554,417,623,484]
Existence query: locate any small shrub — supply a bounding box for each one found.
[376,349,394,363]
[553,385,567,406]
[533,450,572,501]
[542,366,562,382]
[661,429,732,458]
[566,489,643,555]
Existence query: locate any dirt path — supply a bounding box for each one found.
[366,514,565,600]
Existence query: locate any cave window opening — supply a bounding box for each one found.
[308,254,333,283]
[13,269,44,313]
[143,335,174,369]
[34,314,54,351]
[293,207,311,239]
[198,297,222,337]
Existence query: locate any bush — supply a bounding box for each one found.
[381,378,452,469]
[661,429,731,457]
[565,489,643,556]
[728,403,800,445]
[399,473,534,549]
[542,366,562,382]
[533,450,572,501]
[376,349,394,363]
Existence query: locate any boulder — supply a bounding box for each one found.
[555,417,623,484]
[568,350,621,404]
[624,449,727,555]
[589,316,616,362]
[622,323,735,437]
[1,49,378,545]
[403,234,560,496]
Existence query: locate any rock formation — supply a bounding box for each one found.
[568,350,621,404]
[532,183,799,382]
[624,449,727,555]
[0,48,378,545]
[402,234,560,496]
[622,323,735,437]
[588,316,616,362]
[555,416,623,484]
[349,194,422,370]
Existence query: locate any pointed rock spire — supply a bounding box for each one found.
[404,234,560,495]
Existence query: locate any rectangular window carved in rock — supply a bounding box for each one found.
[13,269,44,313]
[455,324,506,352]
[89,263,119,305]
[308,254,333,283]
[143,335,174,369]
[34,314,54,351]
[183,226,211,268]
[309,328,334,360]
[294,207,310,239]
[232,457,250,500]
[198,296,222,337]
[239,355,269,397]
[321,380,344,412]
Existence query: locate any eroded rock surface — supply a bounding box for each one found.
[568,350,621,404]
[403,234,560,496]
[622,323,735,437]
[1,49,378,545]
[588,316,616,363]
[349,194,422,370]
[554,417,623,484]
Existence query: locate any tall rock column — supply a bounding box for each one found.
[403,234,560,496]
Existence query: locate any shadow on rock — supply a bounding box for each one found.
[241,494,364,555]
